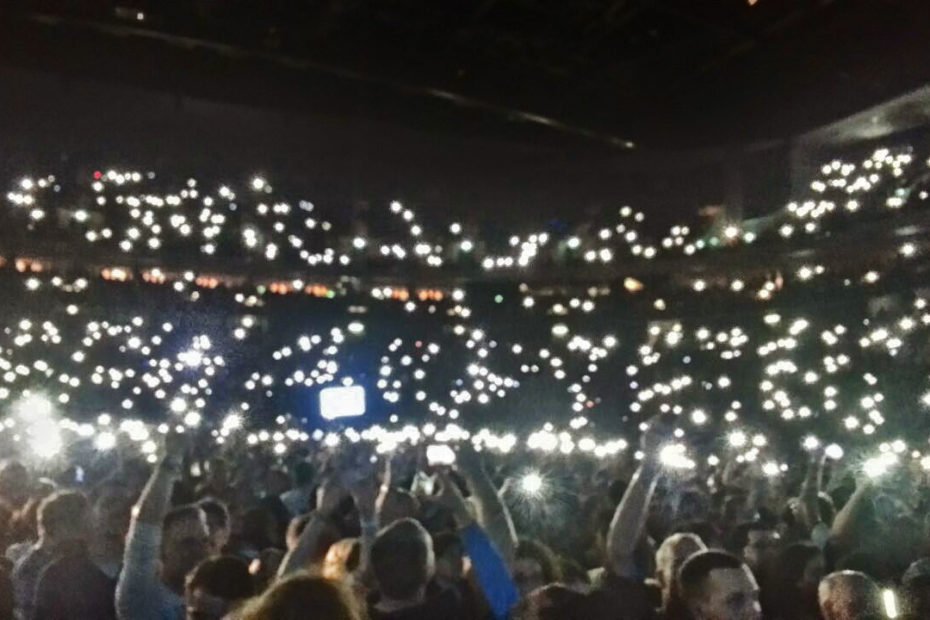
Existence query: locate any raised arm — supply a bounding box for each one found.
[116,432,186,620]
[455,446,518,565]
[605,416,669,579]
[277,476,344,577]
[436,471,519,620]
[829,477,873,552]
[798,448,827,534]
[347,464,380,586]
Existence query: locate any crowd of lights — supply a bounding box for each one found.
[3,145,930,477]
[5,146,929,284]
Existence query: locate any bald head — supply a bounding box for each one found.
[818,571,883,620]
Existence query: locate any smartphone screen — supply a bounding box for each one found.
[426,444,456,466]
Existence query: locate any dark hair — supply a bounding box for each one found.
[773,542,821,584]
[186,555,254,601]
[199,498,230,530]
[514,584,588,620]
[38,491,90,539]
[293,462,315,487]
[0,559,12,620]
[678,550,744,603]
[371,518,432,600]
[835,550,886,581]
[432,531,463,558]
[817,492,837,525]
[727,521,775,555]
[767,542,822,617]
[901,574,930,618]
[559,558,591,587]
[516,538,563,584]
[163,504,205,534]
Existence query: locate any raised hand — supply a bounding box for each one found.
[316,476,347,517]
[163,430,189,467]
[455,443,485,477]
[435,470,475,528]
[640,413,675,461]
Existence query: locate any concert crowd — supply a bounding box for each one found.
[1,143,930,619]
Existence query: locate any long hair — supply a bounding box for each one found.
[238,572,363,620]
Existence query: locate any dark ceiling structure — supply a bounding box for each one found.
[2,0,930,151]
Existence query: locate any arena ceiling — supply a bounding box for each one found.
[2,0,930,151]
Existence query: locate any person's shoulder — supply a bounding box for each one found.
[11,544,43,575]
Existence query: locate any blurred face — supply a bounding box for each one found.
[743,530,780,571]
[691,566,762,620]
[514,557,546,597]
[164,515,210,587]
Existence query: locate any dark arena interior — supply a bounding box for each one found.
[1,2,930,620]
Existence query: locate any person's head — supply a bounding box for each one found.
[765,542,824,618]
[241,506,280,550]
[370,518,434,603]
[432,531,465,584]
[818,571,883,620]
[734,522,781,574]
[902,564,930,619]
[249,548,285,594]
[0,461,29,508]
[378,489,420,527]
[514,538,563,597]
[162,505,210,591]
[198,498,231,556]
[185,555,254,620]
[293,461,315,490]
[264,469,291,497]
[776,542,825,596]
[240,573,361,620]
[679,550,761,620]
[206,458,229,486]
[284,513,342,568]
[655,533,706,607]
[94,489,132,543]
[322,538,360,581]
[0,558,13,620]
[38,491,92,547]
[513,584,588,620]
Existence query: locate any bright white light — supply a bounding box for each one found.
[519,472,545,496]
[426,444,456,466]
[883,589,899,619]
[825,444,844,460]
[728,431,747,448]
[803,436,820,451]
[95,432,117,451]
[320,385,366,420]
[15,394,52,420]
[659,444,695,470]
[863,454,896,479]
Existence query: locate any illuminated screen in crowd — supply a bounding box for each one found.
[320,385,367,420]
